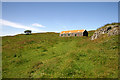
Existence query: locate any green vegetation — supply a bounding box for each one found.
[2,31,118,78]
[24,30,32,35]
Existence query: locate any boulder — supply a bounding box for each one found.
[91,23,120,40]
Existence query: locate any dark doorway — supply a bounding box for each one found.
[83,30,88,36]
[75,34,77,36]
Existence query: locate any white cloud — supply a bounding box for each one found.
[0,19,60,36]
[0,19,42,32]
[32,23,45,28]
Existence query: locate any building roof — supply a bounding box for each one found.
[60,29,86,34]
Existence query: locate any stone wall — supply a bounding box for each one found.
[60,32,83,37]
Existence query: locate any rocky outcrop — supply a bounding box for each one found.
[91,23,120,40]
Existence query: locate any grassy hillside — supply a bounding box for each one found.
[2,31,118,78]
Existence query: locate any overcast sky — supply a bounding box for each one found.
[1,2,118,36]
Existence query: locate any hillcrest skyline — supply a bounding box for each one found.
[1,2,118,36]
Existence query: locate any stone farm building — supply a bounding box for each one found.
[60,29,88,37]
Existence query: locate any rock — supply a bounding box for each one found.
[91,23,120,40]
[108,27,119,36]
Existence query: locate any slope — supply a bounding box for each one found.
[2,31,118,78]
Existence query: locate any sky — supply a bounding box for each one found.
[1,2,118,36]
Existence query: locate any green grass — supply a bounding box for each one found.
[2,31,118,78]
